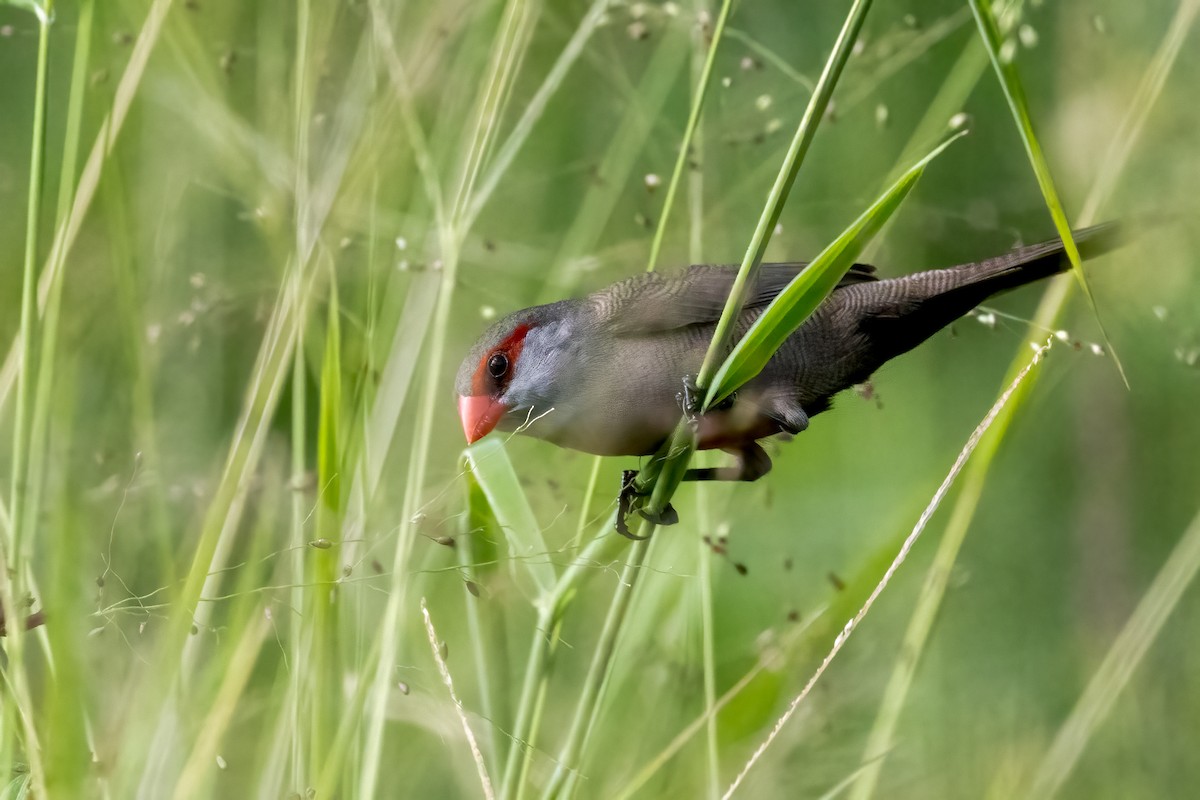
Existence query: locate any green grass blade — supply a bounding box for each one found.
[724,339,1053,800]
[450,0,540,228]
[465,0,612,232]
[539,31,691,302]
[464,438,557,603]
[544,0,889,794]
[309,272,344,779]
[2,3,54,791]
[851,7,1195,793]
[1028,503,1200,799]
[703,131,964,409]
[170,609,271,800]
[460,468,509,779]
[644,0,734,274]
[967,0,1127,387]
[360,1,544,792]
[692,0,878,391]
[0,0,173,418]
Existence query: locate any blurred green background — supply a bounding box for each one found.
[0,0,1198,797]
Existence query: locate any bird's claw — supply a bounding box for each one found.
[678,375,702,418]
[637,503,679,526]
[615,469,679,538]
[677,375,735,419]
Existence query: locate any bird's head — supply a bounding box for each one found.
[455,302,579,445]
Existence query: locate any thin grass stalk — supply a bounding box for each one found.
[2,4,54,792]
[312,633,384,799]
[459,518,501,778]
[499,529,626,799]
[0,0,174,417]
[98,163,179,584]
[539,2,882,791]
[7,0,53,561]
[25,0,93,576]
[540,537,653,800]
[1078,0,1200,224]
[422,599,497,799]
[540,33,690,302]
[967,0,1126,386]
[41,361,93,797]
[451,0,541,228]
[307,280,348,783]
[504,7,734,794]
[688,2,720,793]
[611,605,828,800]
[723,340,1054,800]
[343,169,384,800]
[1027,503,1200,799]
[357,278,456,800]
[456,445,527,779]
[692,0,876,393]
[28,11,96,791]
[170,609,271,799]
[360,2,541,792]
[722,27,816,92]
[849,5,1193,791]
[257,669,299,798]
[643,0,733,274]
[836,9,973,113]
[289,0,315,785]
[465,0,611,231]
[698,512,720,799]
[358,0,448,497]
[570,456,604,552]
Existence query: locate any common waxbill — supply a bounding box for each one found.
[456,224,1121,530]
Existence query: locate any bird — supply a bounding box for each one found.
[456,223,1122,534]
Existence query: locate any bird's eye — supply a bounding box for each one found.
[487,353,509,379]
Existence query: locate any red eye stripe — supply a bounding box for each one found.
[470,324,531,396]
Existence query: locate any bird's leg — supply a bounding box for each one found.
[616,470,653,539]
[682,441,774,483]
[615,382,759,537]
[615,469,678,538]
[614,442,775,536]
[679,375,698,417]
[677,375,736,419]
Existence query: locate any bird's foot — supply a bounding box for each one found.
[677,375,702,419]
[677,375,735,418]
[615,469,679,538]
[637,503,679,526]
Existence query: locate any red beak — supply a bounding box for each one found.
[458,395,508,444]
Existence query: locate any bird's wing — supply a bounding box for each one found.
[598,262,877,334]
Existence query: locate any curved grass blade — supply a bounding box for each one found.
[692,0,879,391]
[1027,502,1200,799]
[967,0,1127,387]
[851,6,1195,794]
[464,438,557,603]
[703,131,965,410]
[543,1,888,795]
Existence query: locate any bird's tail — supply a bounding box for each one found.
[853,222,1124,365]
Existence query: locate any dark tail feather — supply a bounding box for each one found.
[939,220,1122,294]
[853,222,1124,367]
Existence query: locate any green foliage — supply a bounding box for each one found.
[0,1,1197,799]
[706,131,963,409]
[968,0,1125,384]
[465,437,556,603]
